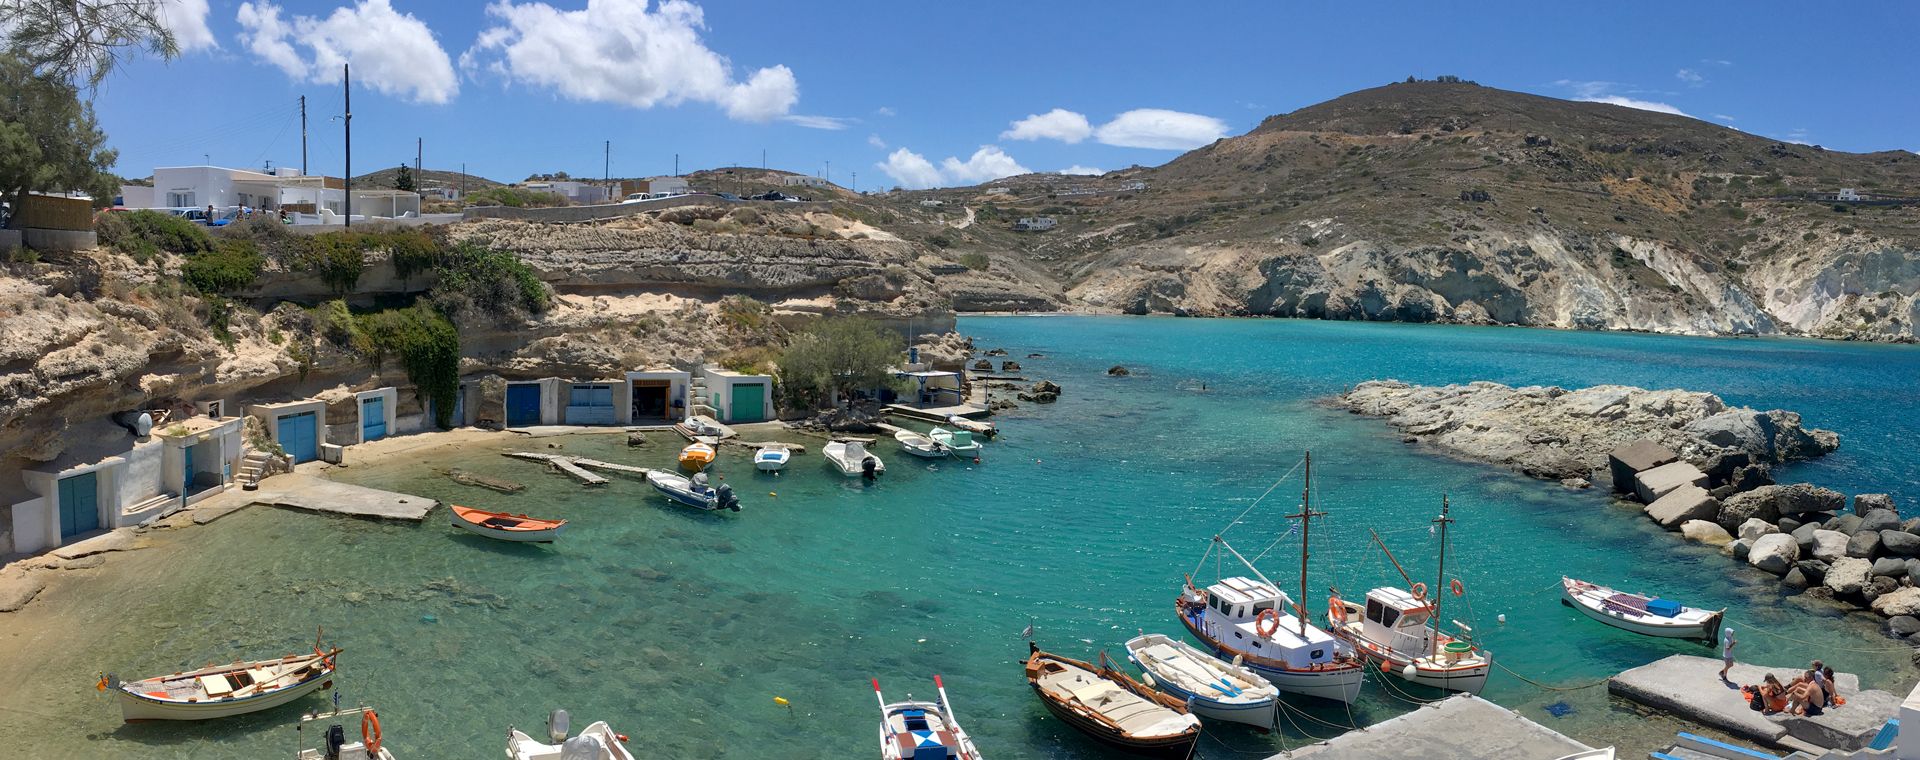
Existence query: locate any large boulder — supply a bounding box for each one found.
[1635,461,1709,503]
[1867,576,1901,604]
[1719,489,1782,531]
[1737,518,1779,543]
[1645,485,1721,529]
[1728,465,1774,492]
[1698,450,1753,487]
[1882,530,1920,557]
[1783,568,1810,589]
[1766,409,1841,459]
[1828,513,1864,534]
[1680,520,1733,546]
[1609,439,1678,494]
[1795,559,1830,584]
[1848,531,1884,559]
[1872,557,1910,577]
[1749,534,1800,575]
[1908,558,1920,587]
[1825,557,1872,595]
[1810,529,1851,563]
[1874,588,1920,617]
[1860,509,1904,533]
[1719,484,1846,529]
[1855,493,1897,517]
[1685,410,1777,457]
[1889,616,1920,637]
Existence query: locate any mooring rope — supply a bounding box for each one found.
[1738,618,1915,654]
[1491,660,1612,692]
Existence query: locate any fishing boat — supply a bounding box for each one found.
[678,442,716,472]
[1176,453,1367,703]
[105,644,339,721]
[294,706,396,760]
[753,446,790,472]
[645,470,740,512]
[1328,497,1493,694]
[894,429,951,459]
[1023,645,1199,757]
[874,676,983,760]
[448,505,567,543]
[1561,577,1725,641]
[508,709,635,760]
[945,414,996,439]
[825,440,885,479]
[927,427,982,457]
[1124,633,1278,730]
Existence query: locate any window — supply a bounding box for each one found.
[167,192,195,207]
[1381,607,1402,629]
[1208,593,1222,612]
[1309,648,1325,661]
[1366,599,1384,624]
[1252,600,1276,613]
[1400,609,1429,628]
[1251,640,1263,649]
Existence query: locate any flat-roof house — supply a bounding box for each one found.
[703,368,774,424]
[783,176,829,188]
[626,369,692,424]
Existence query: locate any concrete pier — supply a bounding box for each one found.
[569,458,653,478]
[1266,694,1598,759]
[1609,654,1901,752]
[252,474,437,521]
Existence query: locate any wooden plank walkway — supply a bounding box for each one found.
[502,452,609,485]
[570,458,653,478]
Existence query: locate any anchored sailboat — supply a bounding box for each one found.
[1327,496,1493,694]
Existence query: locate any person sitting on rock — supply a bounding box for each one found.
[1758,673,1789,715]
[1818,664,1840,707]
[1790,671,1826,717]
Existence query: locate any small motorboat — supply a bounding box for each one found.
[875,676,982,760]
[685,416,725,437]
[1561,577,1725,641]
[1125,632,1279,730]
[1024,645,1199,757]
[449,505,566,543]
[928,427,982,457]
[945,414,996,439]
[106,645,339,721]
[294,705,396,760]
[753,446,790,472]
[646,470,740,512]
[508,709,635,760]
[678,442,716,472]
[894,429,951,459]
[825,440,885,479]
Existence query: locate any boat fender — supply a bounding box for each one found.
[1450,579,1465,597]
[323,724,345,760]
[1254,608,1281,637]
[615,734,629,743]
[547,708,571,744]
[361,709,382,757]
[1401,664,1419,680]
[1410,582,1428,601]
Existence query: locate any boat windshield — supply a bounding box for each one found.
[1252,599,1276,614]
[1397,608,1430,628]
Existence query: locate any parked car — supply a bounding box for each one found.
[750,191,792,202]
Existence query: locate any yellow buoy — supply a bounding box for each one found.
[770,492,777,497]
[773,696,790,706]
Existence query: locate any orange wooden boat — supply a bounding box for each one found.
[449,505,567,543]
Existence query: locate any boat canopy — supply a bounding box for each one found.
[1204,576,1296,616]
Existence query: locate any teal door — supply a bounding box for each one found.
[58,471,99,539]
[729,383,766,422]
[279,411,318,463]
[183,444,195,492]
[362,397,387,441]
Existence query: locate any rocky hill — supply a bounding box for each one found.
[351,167,503,192]
[889,82,1920,340]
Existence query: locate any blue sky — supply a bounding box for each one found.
[95,1,1919,189]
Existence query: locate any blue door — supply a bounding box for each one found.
[361,397,387,441]
[183,444,195,493]
[506,384,541,427]
[278,411,318,463]
[430,387,466,430]
[58,471,99,539]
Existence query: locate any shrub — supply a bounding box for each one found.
[358,304,460,429]
[183,239,264,295]
[958,252,989,270]
[429,241,549,323]
[381,228,443,283]
[776,316,903,411]
[203,295,235,346]
[301,233,369,294]
[927,234,952,248]
[465,187,568,208]
[97,209,213,259]
[717,295,768,333]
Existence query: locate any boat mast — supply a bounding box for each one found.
[1430,495,1453,657]
[1285,451,1325,637]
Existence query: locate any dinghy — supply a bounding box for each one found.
[753,446,790,472]
[874,676,982,760]
[1024,645,1199,757]
[449,505,566,543]
[294,706,396,760]
[646,470,740,512]
[894,429,951,459]
[508,709,635,760]
[1124,633,1278,729]
[1561,577,1725,641]
[825,440,885,479]
[928,427,982,457]
[106,645,339,721]
[677,443,716,472]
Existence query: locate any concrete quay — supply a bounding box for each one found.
[1611,655,1901,753]
[250,473,438,521]
[1266,694,1600,759]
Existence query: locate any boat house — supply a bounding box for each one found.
[625,369,691,424]
[702,368,773,424]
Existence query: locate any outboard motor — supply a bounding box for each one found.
[323,724,346,760]
[546,708,571,744]
[861,456,878,481]
[716,483,739,512]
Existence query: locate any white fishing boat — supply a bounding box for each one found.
[1124,633,1278,730]
[894,429,951,459]
[294,706,396,760]
[645,470,740,512]
[874,676,983,760]
[1328,498,1493,694]
[753,446,790,472]
[508,709,635,760]
[825,440,885,479]
[1561,577,1725,641]
[106,645,339,721]
[927,427,982,457]
[945,414,996,439]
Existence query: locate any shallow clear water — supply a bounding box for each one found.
[5,316,1919,758]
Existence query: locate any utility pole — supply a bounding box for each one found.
[603,140,610,195]
[203,153,210,165]
[825,160,830,183]
[852,171,857,193]
[343,62,352,228]
[674,153,679,176]
[762,149,766,169]
[415,137,421,180]
[460,162,467,201]
[299,95,308,175]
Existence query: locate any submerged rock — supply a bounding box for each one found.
[1680,520,1733,546]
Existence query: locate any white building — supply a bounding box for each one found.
[703,368,773,424]
[1013,216,1057,231]
[783,176,829,188]
[525,181,611,205]
[1837,188,1862,201]
[9,412,244,555]
[119,165,421,221]
[643,176,690,195]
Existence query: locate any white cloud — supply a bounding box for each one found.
[1703,58,1733,67]
[1676,68,1704,85]
[874,106,896,117]
[1580,95,1689,117]
[236,0,458,104]
[877,145,1029,189]
[160,0,217,52]
[1002,108,1092,143]
[866,134,887,149]
[784,115,852,130]
[1058,165,1103,176]
[1552,79,1617,99]
[463,0,797,121]
[1094,108,1229,149]
[1712,113,1736,122]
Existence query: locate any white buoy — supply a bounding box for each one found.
[1498,614,1507,624]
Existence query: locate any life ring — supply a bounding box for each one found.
[1255,608,1281,637]
[1410,582,1428,601]
[362,708,383,756]
[1450,578,1466,597]
[1328,598,1347,623]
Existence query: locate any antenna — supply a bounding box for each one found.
[343,62,352,228]
[1430,495,1454,657]
[299,95,307,175]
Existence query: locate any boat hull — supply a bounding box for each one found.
[117,669,331,721]
[752,452,788,471]
[645,472,735,511]
[1029,684,1197,758]
[449,508,564,543]
[1336,630,1490,694]
[1562,578,1723,641]
[1177,610,1365,703]
[877,699,981,760]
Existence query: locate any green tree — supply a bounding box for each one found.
[0,53,118,216]
[0,0,177,88]
[393,163,415,191]
[776,316,904,410]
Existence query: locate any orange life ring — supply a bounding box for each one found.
[1450,578,1466,597]
[1255,608,1281,637]
[1410,582,1428,601]
[1328,598,1347,623]
[362,708,382,755]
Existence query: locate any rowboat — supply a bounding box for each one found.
[1328,497,1492,694]
[508,709,635,760]
[945,414,996,439]
[825,440,885,479]
[1024,645,1199,757]
[678,443,716,472]
[449,505,566,543]
[753,447,790,472]
[645,470,740,512]
[294,706,396,760]
[1561,577,1725,641]
[875,676,982,760]
[1124,633,1278,729]
[894,429,951,459]
[106,646,339,721]
[928,427,982,457]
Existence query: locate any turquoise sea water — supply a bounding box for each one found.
[4,316,1920,759]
